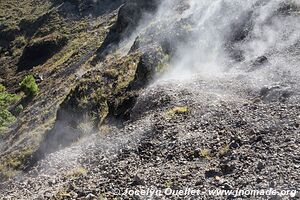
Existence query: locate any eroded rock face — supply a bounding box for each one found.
[57,0,124,16]
[61,46,167,129]
[130,17,192,56]
[0,26,19,54]
[17,33,68,71]
[129,46,168,89]
[32,46,169,159]
[61,53,141,127]
[94,0,160,60]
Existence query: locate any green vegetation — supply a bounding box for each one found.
[0,165,15,181]
[19,75,39,97]
[99,125,111,135]
[0,0,52,29]
[164,181,173,188]
[0,84,21,131]
[4,148,33,169]
[0,109,16,132]
[53,186,75,200]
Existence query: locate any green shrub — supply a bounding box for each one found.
[0,109,16,130]
[19,75,39,97]
[0,88,20,131]
[0,92,20,109]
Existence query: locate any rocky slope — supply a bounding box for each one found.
[0,0,123,178]
[0,0,299,199]
[1,77,299,199]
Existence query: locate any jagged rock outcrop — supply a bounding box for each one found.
[26,0,174,161]
[33,45,169,158]
[94,0,160,61]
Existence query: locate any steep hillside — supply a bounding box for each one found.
[0,0,122,179]
[0,0,299,199]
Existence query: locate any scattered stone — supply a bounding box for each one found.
[85,193,96,200]
[220,164,235,175]
[205,169,222,178]
[257,162,265,171]
[131,175,145,186]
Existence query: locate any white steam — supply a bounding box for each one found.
[148,0,300,83]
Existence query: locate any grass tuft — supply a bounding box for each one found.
[199,148,211,160]
[219,144,230,157]
[67,167,88,178]
[166,106,189,118]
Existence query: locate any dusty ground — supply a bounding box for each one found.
[1,76,299,199]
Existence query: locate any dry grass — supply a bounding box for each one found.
[166,106,189,118]
[66,167,88,178]
[199,148,211,160]
[219,144,230,157]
